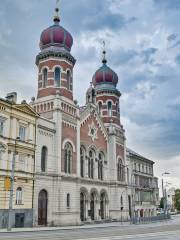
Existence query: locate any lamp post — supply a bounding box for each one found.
[162,172,170,214]
[7,137,20,231]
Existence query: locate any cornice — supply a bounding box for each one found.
[36,50,76,66]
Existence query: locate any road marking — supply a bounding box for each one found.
[76,229,180,240]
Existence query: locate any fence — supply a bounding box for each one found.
[130,214,171,224]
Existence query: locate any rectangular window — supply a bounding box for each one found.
[19,126,26,141]
[19,154,26,171]
[0,120,4,136]
[16,187,23,205]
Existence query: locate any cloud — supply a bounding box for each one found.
[0,0,180,189]
[154,0,180,9]
[167,33,177,42]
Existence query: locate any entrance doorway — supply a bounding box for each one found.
[100,193,106,219]
[38,189,48,225]
[128,195,132,218]
[80,192,86,221]
[90,192,95,220]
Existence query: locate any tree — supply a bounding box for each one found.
[175,189,180,211]
[160,197,164,209]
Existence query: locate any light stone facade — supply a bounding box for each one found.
[30,6,159,227]
[126,149,159,218]
[0,95,38,228]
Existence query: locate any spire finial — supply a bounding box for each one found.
[54,0,60,23]
[102,40,107,64]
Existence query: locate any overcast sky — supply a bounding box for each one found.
[0,0,180,191]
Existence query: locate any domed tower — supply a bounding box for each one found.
[36,6,76,101]
[92,49,121,128]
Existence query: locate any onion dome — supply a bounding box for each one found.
[39,7,73,51]
[92,50,118,87]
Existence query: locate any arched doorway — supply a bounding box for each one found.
[80,192,86,221]
[128,195,132,218]
[100,192,106,219]
[38,189,48,225]
[140,209,144,218]
[90,192,95,220]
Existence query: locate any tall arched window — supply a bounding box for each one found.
[54,67,61,87]
[117,159,124,181]
[67,70,72,90]
[16,187,22,205]
[116,102,119,115]
[98,153,103,180]
[64,143,73,173]
[41,146,47,172]
[43,68,48,87]
[80,147,85,177]
[107,101,112,117]
[88,150,94,179]
[98,102,102,116]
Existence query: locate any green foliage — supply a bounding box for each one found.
[160,197,164,209]
[175,189,180,211]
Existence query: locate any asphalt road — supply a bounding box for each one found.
[1,216,180,240]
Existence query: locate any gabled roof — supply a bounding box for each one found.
[14,103,39,117]
[127,147,154,164]
[80,103,108,141]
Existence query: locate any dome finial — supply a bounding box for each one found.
[102,40,107,64]
[54,0,60,23]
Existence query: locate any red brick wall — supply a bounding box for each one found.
[37,87,73,100]
[39,60,73,72]
[80,115,107,152]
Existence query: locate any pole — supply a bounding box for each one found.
[162,177,165,214]
[7,137,19,231]
[7,147,16,231]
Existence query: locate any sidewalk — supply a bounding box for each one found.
[0,215,179,233]
[0,221,131,233]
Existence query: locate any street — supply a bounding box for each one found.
[1,215,180,240]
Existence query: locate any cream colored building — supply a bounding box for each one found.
[0,93,38,228]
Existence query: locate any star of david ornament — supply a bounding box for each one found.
[88,122,98,141]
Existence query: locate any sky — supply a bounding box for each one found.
[0,0,180,192]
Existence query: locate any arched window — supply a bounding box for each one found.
[107,101,112,117]
[0,143,6,160]
[67,193,70,208]
[117,159,124,181]
[43,68,48,87]
[41,146,47,172]
[98,153,103,180]
[54,67,61,87]
[88,150,95,179]
[16,187,22,205]
[80,147,85,177]
[64,143,73,174]
[116,102,119,114]
[67,70,72,90]
[98,102,102,116]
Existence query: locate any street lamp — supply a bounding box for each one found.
[162,172,170,214]
[7,137,20,231]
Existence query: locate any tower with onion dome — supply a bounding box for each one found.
[92,47,122,129]
[36,6,75,101]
